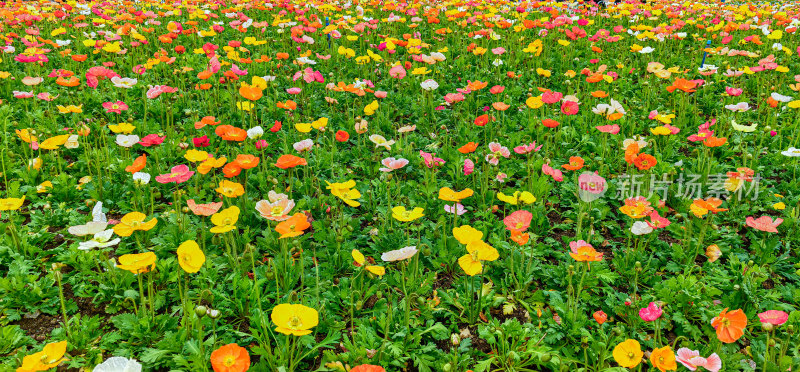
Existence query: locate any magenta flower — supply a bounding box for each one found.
[155,164,195,184]
[102,101,129,114]
[639,302,663,322]
[255,140,269,150]
[758,310,789,326]
[139,134,166,147]
[193,136,209,147]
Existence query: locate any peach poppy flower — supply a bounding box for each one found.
[255,191,295,221]
[745,215,783,233]
[504,210,532,232]
[187,199,223,216]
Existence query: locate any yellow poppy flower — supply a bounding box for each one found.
[210,206,240,233]
[177,240,205,273]
[612,339,643,368]
[112,212,157,237]
[0,196,25,211]
[438,187,473,202]
[457,240,499,276]
[391,206,424,222]
[271,304,319,336]
[117,251,157,274]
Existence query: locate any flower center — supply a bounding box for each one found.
[223,355,236,367]
[271,206,284,215]
[288,315,303,329]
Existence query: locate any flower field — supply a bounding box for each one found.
[2,0,800,370]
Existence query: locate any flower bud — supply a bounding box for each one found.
[195,305,208,317]
[450,334,461,346]
[208,309,221,319]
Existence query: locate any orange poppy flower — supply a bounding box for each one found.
[624,143,640,164]
[591,90,608,98]
[467,80,487,91]
[690,197,728,217]
[276,52,290,60]
[711,308,747,343]
[194,116,221,130]
[233,154,259,169]
[275,154,307,169]
[562,156,584,171]
[56,76,80,87]
[197,70,213,80]
[239,84,263,101]
[633,153,657,170]
[210,343,250,372]
[542,119,560,128]
[474,114,490,127]
[222,162,242,178]
[275,213,311,239]
[703,136,727,147]
[458,142,479,154]
[510,230,530,245]
[665,78,697,93]
[277,100,297,110]
[71,55,88,62]
[125,154,147,173]
[570,246,603,262]
[351,365,386,372]
[215,125,248,141]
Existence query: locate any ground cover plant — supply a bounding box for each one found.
[0,0,800,370]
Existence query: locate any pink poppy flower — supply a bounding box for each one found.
[725,87,743,96]
[186,199,223,216]
[444,93,465,104]
[374,91,388,99]
[745,216,783,233]
[463,159,474,175]
[13,91,34,99]
[444,203,466,215]
[513,142,542,155]
[646,211,671,229]
[638,302,663,322]
[758,310,789,326]
[146,85,179,99]
[595,124,620,134]
[578,172,606,195]
[155,164,195,184]
[542,163,563,182]
[102,100,129,114]
[648,110,660,120]
[677,348,721,372]
[495,172,507,182]
[379,157,409,172]
[85,66,120,88]
[139,134,166,147]
[389,65,406,79]
[256,140,269,150]
[541,91,563,104]
[491,47,506,55]
[489,85,505,94]
[485,142,511,165]
[292,67,324,83]
[36,92,58,101]
[420,150,445,168]
[286,87,302,94]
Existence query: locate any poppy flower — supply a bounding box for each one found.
[474,114,489,126]
[613,339,642,368]
[210,343,250,372]
[117,251,157,274]
[745,215,783,233]
[255,191,295,221]
[215,125,248,141]
[335,130,350,142]
[703,136,727,147]
[758,310,789,326]
[113,212,157,237]
[562,156,584,171]
[569,240,603,262]
[392,206,425,222]
[276,100,297,110]
[676,349,721,372]
[457,239,499,276]
[210,206,240,234]
[666,78,698,93]
[351,250,385,276]
[503,210,532,232]
[639,302,663,321]
[177,240,205,274]
[275,213,311,239]
[350,365,386,372]
[239,84,263,101]
[542,119,560,128]
[17,341,68,372]
[271,303,318,336]
[650,346,678,372]
[194,116,220,130]
[379,157,409,172]
[438,187,473,202]
[125,154,146,173]
[139,134,165,147]
[216,180,245,198]
[593,310,607,325]
[155,164,194,184]
[275,154,307,169]
[496,191,536,205]
[233,154,259,169]
[326,180,361,207]
[633,153,657,170]
[690,198,727,218]
[187,199,223,216]
[711,308,747,343]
